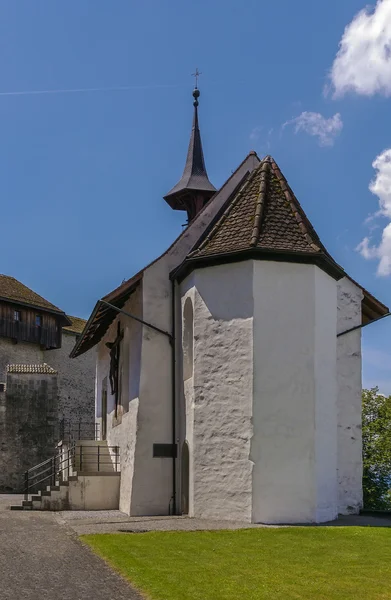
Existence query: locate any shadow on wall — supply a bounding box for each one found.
[195,262,254,321]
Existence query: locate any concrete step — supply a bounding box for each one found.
[10,505,24,510]
[47,486,60,492]
[31,496,41,502]
[22,500,32,508]
[39,491,51,497]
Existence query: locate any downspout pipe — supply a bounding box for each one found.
[171,279,177,515]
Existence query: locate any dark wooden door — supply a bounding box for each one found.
[101,378,107,441]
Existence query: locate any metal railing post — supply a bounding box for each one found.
[97,445,100,472]
[80,445,83,472]
[24,470,29,501]
[78,419,81,441]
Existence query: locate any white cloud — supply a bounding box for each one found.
[249,126,262,142]
[249,126,273,149]
[283,111,343,146]
[329,0,391,97]
[357,149,391,275]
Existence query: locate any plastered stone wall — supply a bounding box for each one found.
[336,277,363,514]
[252,262,338,524]
[96,288,142,515]
[0,373,58,492]
[190,262,254,522]
[93,154,260,517]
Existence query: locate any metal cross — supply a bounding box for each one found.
[192,68,202,88]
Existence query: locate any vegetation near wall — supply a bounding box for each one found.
[362,388,391,510]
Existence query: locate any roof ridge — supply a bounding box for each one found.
[189,165,262,256]
[268,158,321,253]
[250,160,270,247]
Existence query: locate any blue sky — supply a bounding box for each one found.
[0,0,390,391]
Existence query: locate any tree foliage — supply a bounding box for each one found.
[362,388,391,510]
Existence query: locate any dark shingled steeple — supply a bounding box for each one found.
[164,87,216,222]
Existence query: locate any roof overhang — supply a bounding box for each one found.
[70,271,143,358]
[346,276,389,325]
[171,248,346,283]
[0,295,71,326]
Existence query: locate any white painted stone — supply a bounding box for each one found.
[336,277,363,514]
[180,262,254,522]
[94,154,259,517]
[252,262,338,524]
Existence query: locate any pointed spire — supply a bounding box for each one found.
[164,86,216,222]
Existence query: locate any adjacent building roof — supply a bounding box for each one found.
[7,363,57,374]
[63,315,87,335]
[174,156,344,281]
[0,275,71,325]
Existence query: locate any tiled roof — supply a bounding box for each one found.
[0,275,62,312]
[7,363,57,374]
[63,315,87,335]
[188,156,332,261]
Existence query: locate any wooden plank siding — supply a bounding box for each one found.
[0,301,62,349]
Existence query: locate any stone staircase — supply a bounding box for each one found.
[11,440,120,511]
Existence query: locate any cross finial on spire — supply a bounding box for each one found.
[192,68,202,88]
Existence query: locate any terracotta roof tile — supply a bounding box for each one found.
[7,363,57,374]
[188,156,340,273]
[0,275,63,312]
[63,315,87,335]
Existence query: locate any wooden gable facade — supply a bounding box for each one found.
[0,301,64,349]
[0,275,71,350]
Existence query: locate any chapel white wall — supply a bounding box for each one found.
[93,154,260,516]
[181,262,254,522]
[95,287,142,515]
[125,153,260,516]
[336,277,363,514]
[252,261,338,524]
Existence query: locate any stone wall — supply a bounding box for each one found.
[0,337,43,383]
[0,372,58,492]
[0,329,96,492]
[336,277,363,514]
[44,331,95,426]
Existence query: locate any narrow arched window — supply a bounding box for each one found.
[182,297,194,380]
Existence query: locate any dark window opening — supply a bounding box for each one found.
[14,310,21,322]
[35,315,42,327]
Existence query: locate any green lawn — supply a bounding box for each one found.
[82,527,391,600]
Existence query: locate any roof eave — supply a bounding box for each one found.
[70,274,143,358]
[171,248,345,283]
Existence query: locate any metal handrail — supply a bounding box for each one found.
[24,443,120,500]
[59,419,100,442]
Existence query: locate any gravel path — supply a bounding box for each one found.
[0,497,141,600]
[56,509,391,535]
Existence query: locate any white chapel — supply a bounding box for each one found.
[71,87,388,524]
